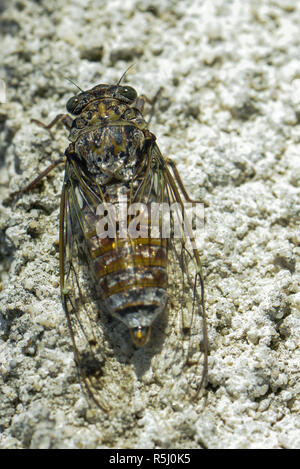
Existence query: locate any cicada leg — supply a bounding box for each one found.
[11,114,73,199]
[11,159,64,198]
[135,87,163,125]
[31,113,73,136]
[166,157,209,206]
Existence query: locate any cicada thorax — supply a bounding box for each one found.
[67,95,168,346]
[67,98,150,186]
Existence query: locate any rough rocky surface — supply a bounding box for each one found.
[0,0,299,449]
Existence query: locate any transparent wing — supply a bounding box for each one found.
[146,144,208,398]
[59,159,111,410]
[59,144,208,409]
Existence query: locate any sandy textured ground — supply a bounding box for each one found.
[0,0,299,449]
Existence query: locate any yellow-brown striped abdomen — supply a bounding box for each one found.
[88,234,168,344]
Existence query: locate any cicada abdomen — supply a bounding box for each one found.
[84,189,169,347]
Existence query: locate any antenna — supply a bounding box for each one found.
[65,77,84,93]
[116,64,135,86]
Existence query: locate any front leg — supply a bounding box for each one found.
[11,113,72,199]
[134,88,163,125]
[31,113,73,135]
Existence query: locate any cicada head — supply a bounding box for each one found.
[66,84,138,115]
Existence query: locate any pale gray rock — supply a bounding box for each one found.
[0,0,299,449]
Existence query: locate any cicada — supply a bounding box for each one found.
[13,72,208,410]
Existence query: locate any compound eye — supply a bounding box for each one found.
[119,86,137,102]
[66,96,80,113]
